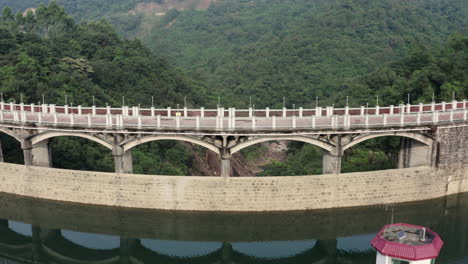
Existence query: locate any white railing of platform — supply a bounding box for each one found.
[0,104,467,131]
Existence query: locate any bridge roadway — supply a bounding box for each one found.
[0,100,467,176]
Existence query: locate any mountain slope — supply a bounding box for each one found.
[146,0,467,107]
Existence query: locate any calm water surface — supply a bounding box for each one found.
[0,192,467,264]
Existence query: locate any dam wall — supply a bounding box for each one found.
[0,162,466,212]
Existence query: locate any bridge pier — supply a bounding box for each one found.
[398,138,433,168]
[113,146,133,174]
[22,139,52,167]
[220,149,231,177]
[323,136,342,174]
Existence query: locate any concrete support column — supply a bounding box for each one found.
[323,136,342,174]
[113,146,133,174]
[398,138,434,168]
[323,151,342,174]
[22,139,52,167]
[220,148,231,178]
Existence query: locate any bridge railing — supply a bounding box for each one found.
[1,106,467,131]
[0,100,467,118]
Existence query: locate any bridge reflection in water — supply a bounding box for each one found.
[0,192,466,264]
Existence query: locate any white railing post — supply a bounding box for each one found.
[272,115,276,129]
[292,115,296,129]
[450,110,454,122]
[176,115,180,129]
[299,107,303,118]
[383,114,387,126]
[70,114,74,127]
[431,102,435,112]
[38,112,42,125]
[344,115,350,130]
[316,107,322,117]
[184,107,188,117]
[219,116,223,129]
[167,107,171,117]
[463,100,467,109]
[78,105,82,115]
[92,105,96,116]
[64,105,69,114]
[282,107,286,117]
[417,112,421,125]
[196,116,200,130]
[464,109,467,121]
[0,110,3,122]
[20,103,24,112]
[345,106,349,116]
[452,100,458,110]
[156,115,161,129]
[326,106,334,117]
[0,102,3,110]
[151,107,155,117]
[400,112,404,127]
[406,103,411,114]
[137,115,142,129]
[200,107,205,118]
[53,113,58,126]
[360,106,365,116]
[252,116,256,130]
[13,111,18,122]
[365,115,369,128]
[21,112,26,123]
[312,116,316,129]
[442,102,446,112]
[266,107,270,118]
[30,104,35,113]
[249,107,253,118]
[433,111,438,124]
[106,106,111,115]
[42,104,47,113]
[389,105,394,115]
[375,105,380,115]
[419,103,423,113]
[87,114,92,127]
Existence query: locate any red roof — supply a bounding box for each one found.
[371,223,444,261]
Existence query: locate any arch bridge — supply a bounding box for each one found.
[0,100,467,176]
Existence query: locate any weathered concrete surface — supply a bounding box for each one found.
[0,162,466,212]
[437,125,468,169]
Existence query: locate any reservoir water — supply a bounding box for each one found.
[0,192,466,263]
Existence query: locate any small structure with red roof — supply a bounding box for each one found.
[371,223,444,264]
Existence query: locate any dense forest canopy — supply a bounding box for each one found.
[146,0,467,107]
[0,2,205,107]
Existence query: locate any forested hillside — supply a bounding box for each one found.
[147,0,466,107]
[0,3,205,175]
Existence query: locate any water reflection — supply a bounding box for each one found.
[0,192,466,263]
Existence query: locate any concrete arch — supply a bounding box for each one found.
[123,135,220,154]
[31,132,113,150]
[342,131,433,152]
[0,127,22,143]
[230,136,334,155]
